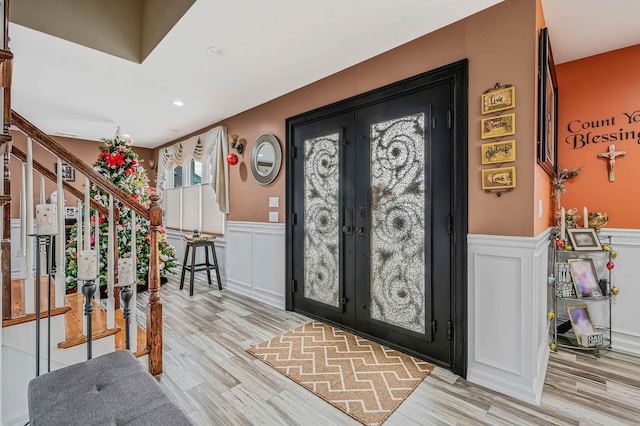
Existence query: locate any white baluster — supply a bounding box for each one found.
[107,195,115,329]
[55,159,65,307]
[77,200,82,297]
[20,163,26,276]
[25,138,34,313]
[84,179,91,250]
[130,211,137,352]
[93,209,99,304]
[40,174,45,204]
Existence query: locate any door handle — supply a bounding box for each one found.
[343,207,353,238]
[357,205,366,239]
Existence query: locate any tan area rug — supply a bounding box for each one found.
[247,321,434,425]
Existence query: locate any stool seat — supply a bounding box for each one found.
[180,235,223,296]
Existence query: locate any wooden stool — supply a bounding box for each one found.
[179,234,222,296]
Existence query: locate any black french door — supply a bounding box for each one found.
[286,61,467,374]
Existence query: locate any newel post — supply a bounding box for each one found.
[2,146,11,320]
[147,193,163,375]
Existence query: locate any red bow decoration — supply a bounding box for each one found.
[106,152,126,168]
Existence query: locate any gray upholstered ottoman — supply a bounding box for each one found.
[28,350,193,425]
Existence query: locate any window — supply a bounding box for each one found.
[173,166,183,188]
[163,159,223,234]
[190,160,202,185]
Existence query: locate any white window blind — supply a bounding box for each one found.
[164,184,224,235]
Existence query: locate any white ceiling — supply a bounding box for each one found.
[10,0,640,149]
[541,0,640,64]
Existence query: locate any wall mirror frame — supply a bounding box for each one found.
[250,133,282,185]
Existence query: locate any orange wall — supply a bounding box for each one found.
[10,130,155,218]
[156,0,543,237]
[556,44,640,229]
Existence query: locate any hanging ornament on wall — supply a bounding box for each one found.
[227,153,239,165]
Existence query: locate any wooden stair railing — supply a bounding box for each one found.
[10,110,164,375]
[0,0,13,332]
[11,146,114,219]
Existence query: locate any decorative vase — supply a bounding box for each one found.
[588,212,608,234]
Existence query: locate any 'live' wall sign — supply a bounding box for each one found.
[565,109,640,149]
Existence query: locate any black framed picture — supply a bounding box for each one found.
[537,27,558,177]
[55,162,75,182]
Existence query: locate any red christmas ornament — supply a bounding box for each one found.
[607,261,615,270]
[556,239,565,248]
[227,153,239,165]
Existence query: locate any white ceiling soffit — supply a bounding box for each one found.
[10,0,504,148]
[541,0,640,65]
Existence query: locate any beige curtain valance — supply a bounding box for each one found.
[156,126,229,214]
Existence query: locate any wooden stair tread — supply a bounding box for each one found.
[114,309,149,357]
[8,277,59,318]
[2,305,72,327]
[58,293,121,349]
[63,293,109,341]
[57,326,121,349]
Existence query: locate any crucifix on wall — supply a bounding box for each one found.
[598,144,625,182]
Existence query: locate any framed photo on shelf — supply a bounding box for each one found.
[481,113,516,139]
[481,140,516,165]
[555,262,576,298]
[566,305,596,346]
[481,86,515,115]
[568,258,603,298]
[537,27,558,177]
[567,228,602,251]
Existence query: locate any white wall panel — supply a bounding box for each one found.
[473,254,522,375]
[226,221,286,308]
[467,230,551,405]
[253,231,285,297]
[599,229,640,355]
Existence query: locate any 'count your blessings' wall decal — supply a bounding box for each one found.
[565,109,640,149]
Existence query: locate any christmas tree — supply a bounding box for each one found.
[65,133,178,292]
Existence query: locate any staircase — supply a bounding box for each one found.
[0,3,166,423]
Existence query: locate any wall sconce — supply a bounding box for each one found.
[229,134,243,154]
[227,134,242,165]
[148,159,157,171]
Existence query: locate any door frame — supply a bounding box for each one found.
[285,60,468,378]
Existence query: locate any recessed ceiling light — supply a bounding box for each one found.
[123,133,131,138]
[173,100,184,107]
[168,129,178,133]
[206,46,224,57]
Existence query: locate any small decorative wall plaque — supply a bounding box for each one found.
[481,86,515,114]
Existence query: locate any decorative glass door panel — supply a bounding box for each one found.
[369,113,426,334]
[289,67,463,370]
[303,133,340,307]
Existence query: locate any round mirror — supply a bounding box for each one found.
[250,133,281,185]
[255,142,275,176]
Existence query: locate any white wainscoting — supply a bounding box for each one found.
[467,230,551,406]
[598,229,640,356]
[225,221,286,309]
[166,229,227,285]
[167,222,285,308]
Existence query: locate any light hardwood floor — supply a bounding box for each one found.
[137,277,640,425]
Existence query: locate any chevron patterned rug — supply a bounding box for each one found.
[247,321,434,425]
